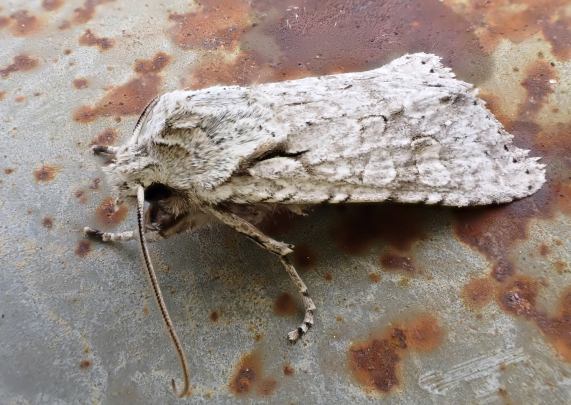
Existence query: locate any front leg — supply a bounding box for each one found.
[84,227,164,243]
[204,206,316,343]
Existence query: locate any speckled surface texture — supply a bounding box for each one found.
[0,1,570,404]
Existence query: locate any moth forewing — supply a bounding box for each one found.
[86,52,545,395]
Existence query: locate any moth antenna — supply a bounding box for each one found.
[136,185,191,397]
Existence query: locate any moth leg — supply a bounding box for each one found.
[205,207,316,343]
[91,144,119,156]
[84,227,164,243]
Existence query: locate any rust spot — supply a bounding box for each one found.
[292,244,317,270]
[369,273,381,284]
[332,205,427,255]
[349,314,443,394]
[4,168,14,174]
[0,54,39,78]
[459,0,571,61]
[33,164,58,183]
[168,0,250,51]
[554,261,568,275]
[518,60,558,120]
[498,276,539,317]
[133,51,171,74]
[42,216,54,229]
[79,29,114,50]
[14,95,26,103]
[380,253,416,274]
[79,359,91,369]
[75,240,91,257]
[209,310,219,322]
[74,52,170,123]
[74,190,87,204]
[273,293,298,316]
[461,277,495,310]
[95,197,128,227]
[90,128,117,146]
[0,91,5,101]
[283,364,294,376]
[539,244,551,256]
[0,16,8,29]
[63,49,72,55]
[73,78,88,89]
[6,10,41,36]
[89,177,101,190]
[73,0,114,24]
[42,0,64,11]
[230,350,277,396]
[323,272,333,282]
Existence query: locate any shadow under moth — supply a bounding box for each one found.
[84,53,545,396]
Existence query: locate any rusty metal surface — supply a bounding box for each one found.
[0,0,570,403]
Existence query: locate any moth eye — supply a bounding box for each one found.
[145,183,173,201]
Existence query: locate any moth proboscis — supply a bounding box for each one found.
[84,53,545,396]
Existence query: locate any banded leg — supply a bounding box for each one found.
[205,206,316,343]
[84,227,164,243]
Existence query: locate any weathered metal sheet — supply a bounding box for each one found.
[0,1,569,403]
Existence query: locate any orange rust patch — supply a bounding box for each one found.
[42,216,54,229]
[498,276,539,317]
[73,78,88,89]
[0,91,5,101]
[133,52,171,74]
[33,164,58,183]
[6,10,42,36]
[95,197,128,227]
[0,55,39,78]
[518,60,558,120]
[75,240,91,257]
[4,168,15,174]
[380,253,417,274]
[462,277,495,310]
[229,350,278,396]
[332,205,427,255]
[42,0,64,11]
[457,0,571,61]
[14,95,26,103]
[323,272,333,282]
[168,0,251,51]
[539,244,551,257]
[74,52,170,123]
[90,128,117,146]
[369,273,381,284]
[209,311,219,322]
[73,0,114,24]
[349,314,443,394]
[554,261,568,275]
[292,244,317,270]
[79,29,114,50]
[273,293,298,316]
[0,16,8,29]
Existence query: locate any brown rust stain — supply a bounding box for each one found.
[14,95,26,103]
[461,277,495,310]
[380,253,417,274]
[168,0,251,51]
[455,0,571,61]
[349,314,443,394]
[323,272,333,282]
[292,244,317,270]
[209,310,219,322]
[43,0,64,11]
[539,244,551,257]
[79,359,92,369]
[0,55,39,78]
[79,29,114,50]
[229,350,278,396]
[283,364,294,376]
[497,278,571,362]
[33,164,58,183]
[74,52,170,123]
[73,0,114,24]
[95,197,128,227]
[73,78,88,89]
[90,128,117,146]
[273,292,298,316]
[74,190,87,204]
[4,168,15,174]
[332,205,427,255]
[0,91,5,101]
[518,60,558,120]
[369,273,381,284]
[4,10,42,36]
[180,0,491,88]
[42,216,54,229]
[75,240,91,257]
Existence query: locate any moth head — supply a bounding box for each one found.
[144,182,192,229]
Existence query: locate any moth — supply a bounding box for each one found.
[85,53,545,396]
